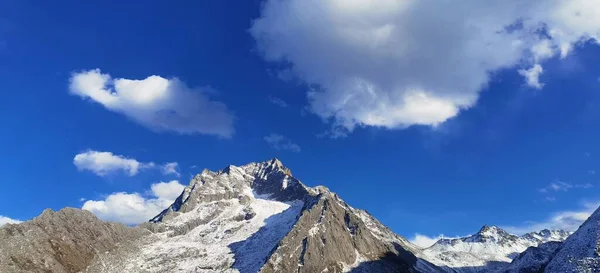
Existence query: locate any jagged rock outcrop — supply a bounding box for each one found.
[260,192,420,273]
[0,207,147,273]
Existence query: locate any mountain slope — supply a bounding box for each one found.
[544,206,600,272]
[85,158,434,273]
[497,241,562,273]
[420,226,570,273]
[0,208,147,273]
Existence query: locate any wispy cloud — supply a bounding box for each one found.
[161,162,180,177]
[73,150,180,177]
[503,201,600,234]
[538,180,592,193]
[264,133,301,153]
[268,96,288,108]
[538,181,573,193]
[518,64,544,89]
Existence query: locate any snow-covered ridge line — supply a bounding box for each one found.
[420,225,571,273]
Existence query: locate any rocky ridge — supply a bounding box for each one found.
[0,208,147,273]
[0,159,596,273]
[419,224,570,272]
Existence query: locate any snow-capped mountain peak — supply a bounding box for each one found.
[522,229,572,243]
[133,159,428,273]
[420,225,571,272]
[465,225,516,243]
[151,158,307,223]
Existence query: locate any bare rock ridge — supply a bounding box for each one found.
[0,208,147,273]
[0,158,597,273]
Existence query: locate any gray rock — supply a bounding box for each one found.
[260,193,421,273]
[0,207,147,273]
[498,241,562,273]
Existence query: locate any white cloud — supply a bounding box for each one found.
[504,201,600,234]
[161,162,180,177]
[410,233,446,248]
[69,69,234,138]
[150,180,185,200]
[251,0,600,134]
[74,150,181,177]
[73,150,152,176]
[264,133,301,152]
[538,180,593,193]
[0,216,22,227]
[268,96,289,108]
[518,64,544,89]
[82,180,185,225]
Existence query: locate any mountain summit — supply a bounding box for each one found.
[87,158,432,273]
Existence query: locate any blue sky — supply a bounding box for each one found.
[2,0,600,245]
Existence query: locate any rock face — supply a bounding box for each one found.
[0,207,147,273]
[83,158,434,273]
[544,206,600,273]
[420,225,570,273]
[498,241,562,273]
[260,191,420,273]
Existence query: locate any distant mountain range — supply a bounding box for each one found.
[0,159,598,273]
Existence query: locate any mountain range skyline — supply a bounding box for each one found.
[1,158,596,273]
[0,157,589,249]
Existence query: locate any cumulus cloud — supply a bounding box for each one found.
[410,233,446,248]
[251,0,600,134]
[150,180,185,201]
[73,150,180,177]
[73,150,152,176]
[0,216,22,227]
[504,201,600,234]
[69,69,234,138]
[264,133,301,152]
[82,180,185,225]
